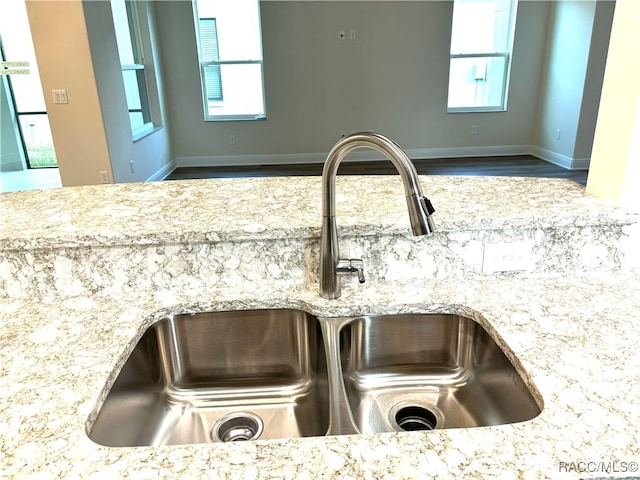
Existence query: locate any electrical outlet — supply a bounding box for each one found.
[350,30,357,40]
[482,242,533,274]
[229,134,236,145]
[471,125,478,135]
[99,171,110,184]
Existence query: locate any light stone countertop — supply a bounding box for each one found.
[0,175,636,249]
[1,175,639,479]
[1,275,640,479]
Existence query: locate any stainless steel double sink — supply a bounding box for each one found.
[88,309,542,447]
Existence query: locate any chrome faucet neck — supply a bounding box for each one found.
[319,132,436,299]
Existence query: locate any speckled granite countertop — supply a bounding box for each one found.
[0,175,636,249]
[1,176,639,479]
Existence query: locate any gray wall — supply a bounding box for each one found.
[83,0,172,183]
[24,0,613,183]
[155,0,552,165]
[533,0,614,168]
[575,0,615,160]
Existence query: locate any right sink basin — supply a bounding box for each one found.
[339,313,542,434]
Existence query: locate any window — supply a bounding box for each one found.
[447,0,518,112]
[193,0,266,121]
[0,1,58,169]
[110,0,153,137]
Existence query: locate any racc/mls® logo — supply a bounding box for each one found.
[558,460,639,475]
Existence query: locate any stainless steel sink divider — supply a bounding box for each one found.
[319,317,360,436]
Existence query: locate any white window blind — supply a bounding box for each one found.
[199,18,223,102]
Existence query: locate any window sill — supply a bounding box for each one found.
[132,124,163,142]
[447,107,506,114]
[204,115,266,122]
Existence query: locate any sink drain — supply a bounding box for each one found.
[211,412,264,442]
[394,406,438,431]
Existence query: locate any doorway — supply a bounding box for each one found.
[0,0,61,192]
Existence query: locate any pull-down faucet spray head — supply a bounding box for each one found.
[406,191,436,236]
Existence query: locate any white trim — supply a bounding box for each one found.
[415,145,531,159]
[175,145,533,168]
[530,146,590,170]
[176,152,326,168]
[147,159,177,182]
[570,158,591,170]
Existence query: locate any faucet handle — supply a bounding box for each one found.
[336,259,365,284]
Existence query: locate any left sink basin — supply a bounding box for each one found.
[88,309,329,447]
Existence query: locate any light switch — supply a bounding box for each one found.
[52,89,68,104]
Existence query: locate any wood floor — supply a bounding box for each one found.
[166,155,589,185]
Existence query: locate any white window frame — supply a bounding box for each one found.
[447,0,518,113]
[111,0,161,139]
[193,0,266,122]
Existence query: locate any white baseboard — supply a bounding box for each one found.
[569,157,591,170]
[173,145,589,171]
[175,145,533,168]
[416,145,532,159]
[176,152,326,167]
[147,159,177,182]
[530,146,590,170]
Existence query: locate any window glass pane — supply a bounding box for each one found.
[0,1,46,112]
[122,69,150,132]
[110,0,137,64]
[199,18,220,62]
[5,71,45,113]
[122,69,141,110]
[447,56,506,109]
[18,114,57,167]
[450,0,514,54]
[205,63,264,118]
[203,64,223,101]
[196,0,262,61]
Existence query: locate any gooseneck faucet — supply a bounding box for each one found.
[319,132,436,299]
